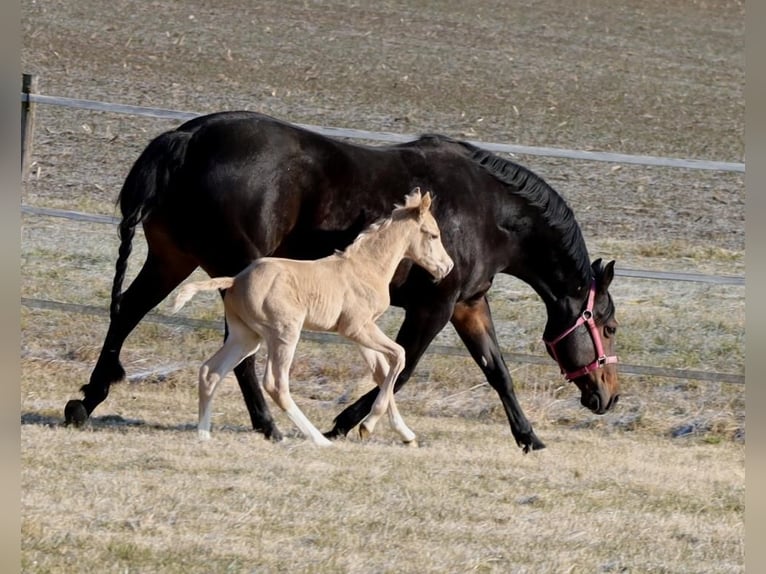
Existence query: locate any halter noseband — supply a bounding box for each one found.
[543,280,618,381]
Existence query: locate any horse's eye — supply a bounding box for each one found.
[604,325,617,337]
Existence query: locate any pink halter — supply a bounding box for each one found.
[543,281,618,381]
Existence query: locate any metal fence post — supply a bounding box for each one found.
[21,73,38,183]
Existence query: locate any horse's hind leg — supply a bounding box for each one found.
[357,346,416,444]
[64,248,196,426]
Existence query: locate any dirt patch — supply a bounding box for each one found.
[21,0,745,256]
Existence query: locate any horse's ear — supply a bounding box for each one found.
[595,259,616,292]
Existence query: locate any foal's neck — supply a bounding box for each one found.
[345,218,413,281]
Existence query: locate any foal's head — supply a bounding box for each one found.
[397,188,454,281]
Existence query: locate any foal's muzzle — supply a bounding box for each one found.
[437,259,454,281]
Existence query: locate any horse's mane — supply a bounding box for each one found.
[417,134,592,284]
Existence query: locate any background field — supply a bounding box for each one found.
[21,0,744,572]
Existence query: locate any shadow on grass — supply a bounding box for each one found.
[19,411,255,434]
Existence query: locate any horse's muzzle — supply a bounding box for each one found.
[582,391,619,415]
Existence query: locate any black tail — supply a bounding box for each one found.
[110,130,191,319]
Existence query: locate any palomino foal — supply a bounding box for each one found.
[172,188,453,445]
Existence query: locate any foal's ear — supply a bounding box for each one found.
[419,191,433,215]
[403,187,422,209]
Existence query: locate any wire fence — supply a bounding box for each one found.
[20,75,745,386]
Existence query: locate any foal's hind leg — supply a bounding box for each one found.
[197,321,261,440]
[221,306,283,441]
[261,328,332,446]
[357,346,416,445]
[65,248,196,426]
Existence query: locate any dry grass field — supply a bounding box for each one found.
[21,0,744,572]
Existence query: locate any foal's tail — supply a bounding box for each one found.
[171,277,236,313]
[110,129,192,319]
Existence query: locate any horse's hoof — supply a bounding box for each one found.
[323,427,346,440]
[265,427,284,442]
[359,425,371,441]
[403,438,419,448]
[520,432,546,453]
[64,400,88,427]
[198,429,212,441]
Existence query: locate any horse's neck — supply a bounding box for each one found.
[505,221,591,313]
[522,263,585,305]
[346,219,411,282]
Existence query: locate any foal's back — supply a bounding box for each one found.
[225,254,389,335]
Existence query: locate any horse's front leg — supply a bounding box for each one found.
[450,295,546,453]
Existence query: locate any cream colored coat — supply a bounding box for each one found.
[173,188,453,445]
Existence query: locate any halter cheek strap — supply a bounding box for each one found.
[543,281,619,381]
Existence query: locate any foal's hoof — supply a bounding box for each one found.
[402,439,419,448]
[358,425,371,441]
[198,429,212,441]
[64,400,88,427]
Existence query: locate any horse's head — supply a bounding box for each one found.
[401,187,454,281]
[543,259,619,414]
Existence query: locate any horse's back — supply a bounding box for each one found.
[143,111,501,295]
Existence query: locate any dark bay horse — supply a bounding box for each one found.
[64,111,620,453]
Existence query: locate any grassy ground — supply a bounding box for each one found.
[21,289,744,572]
[21,0,744,571]
[21,364,744,574]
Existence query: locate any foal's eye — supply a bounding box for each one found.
[604,325,617,337]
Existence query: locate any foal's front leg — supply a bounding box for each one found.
[357,346,416,444]
[346,323,407,440]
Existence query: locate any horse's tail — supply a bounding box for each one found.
[171,277,236,313]
[110,129,192,319]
